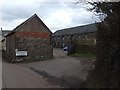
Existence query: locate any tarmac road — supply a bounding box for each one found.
[20,48,93,88]
[2,58,60,88]
[1,48,93,88]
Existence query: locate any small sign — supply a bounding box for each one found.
[16,51,27,56]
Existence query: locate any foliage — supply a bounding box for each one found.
[85,1,120,88]
[74,38,96,53]
[71,51,95,58]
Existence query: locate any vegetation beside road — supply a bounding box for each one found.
[70,51,95,58]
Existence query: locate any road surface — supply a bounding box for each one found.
[2,57,60,88]
[20,48,93,87]
[1,48,93,88]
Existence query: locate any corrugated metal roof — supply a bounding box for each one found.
[52,23,98,36]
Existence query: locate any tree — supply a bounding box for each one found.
[84,1,120,88]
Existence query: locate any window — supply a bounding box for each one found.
[67,36,69,39]
[72,36,74,40]
[94,38,96,45]
[62,37,64,41]
[85,35,88,39]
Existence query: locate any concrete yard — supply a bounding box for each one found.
[20,48,93,88]
[2,48,94,88]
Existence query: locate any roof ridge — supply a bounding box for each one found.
[57,23,96,31]
[5,14,52,36]
[53,23,98,36]
[13,14,38,32]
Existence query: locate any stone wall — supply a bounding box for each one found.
[15,32,53,61]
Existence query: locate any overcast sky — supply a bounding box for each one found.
[1,0,100,32]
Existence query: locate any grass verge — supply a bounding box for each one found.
[70,51,95,58]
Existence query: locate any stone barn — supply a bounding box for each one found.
[5,14,53,62]
[52,23,97,48]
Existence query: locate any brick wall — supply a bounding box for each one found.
[15,31,53,61]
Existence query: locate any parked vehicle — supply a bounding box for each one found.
[63,46,68,51]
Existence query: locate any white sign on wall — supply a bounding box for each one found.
[16,50,27,56]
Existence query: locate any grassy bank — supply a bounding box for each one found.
[70,51,95,58]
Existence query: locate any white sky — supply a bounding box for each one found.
[1,0,101,32]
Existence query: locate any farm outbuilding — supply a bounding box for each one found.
[4,14,53,62]
[1,30,11,51]
[52,23,98,48]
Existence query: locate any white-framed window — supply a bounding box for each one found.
[94,38,96,45]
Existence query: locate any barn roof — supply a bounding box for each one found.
[52,23,98,36]
[5,14,52,37]
[1,30,11,36]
